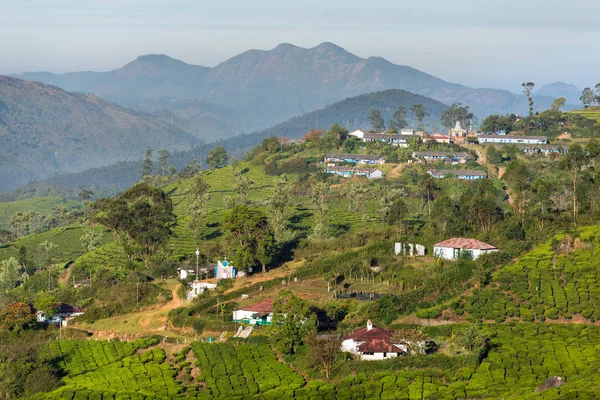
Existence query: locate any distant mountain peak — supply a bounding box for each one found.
[313,42,348,53]
[535,82,581,104]
[271,43,301,52]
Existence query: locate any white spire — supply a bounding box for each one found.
[367,319,373,331]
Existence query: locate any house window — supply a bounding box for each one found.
[383,352,387,357]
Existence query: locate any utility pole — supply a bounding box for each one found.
[195,248,200,280]
[59,317,62,340]
[136,282,139,308]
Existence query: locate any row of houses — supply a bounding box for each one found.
[324,153,386,165]
[325,166,384,179]
[412,151,470,164]
[427,169,487,180]
[481,142,568,155]
[478,134,548,145]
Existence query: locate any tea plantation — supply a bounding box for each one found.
[457,226,600,323]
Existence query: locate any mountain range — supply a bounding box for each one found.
[0,76,198,191]
[13,42,573,141]
[534,82,581,105]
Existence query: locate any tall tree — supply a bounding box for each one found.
[222,205,277,273]
[522,82,535,117]
[80,225,102,253]
[441,102,473,130]
[369,109,385,132]
[410,104,429,131]
[393,106,408,129]
[141,146,154,177]
[187,175,211,241]
[206,146,228,169]
[581,87,598,107]
[269,290,317,355]
[310,182,329,240]
[0,257,19,292]
[560,143,589,219]
[306,335,343,379]
[551,97,566,111]
[267,174,294,243]
[503,160,531,225]
[157,149,171,176]
[93,184,174,262]
[77,186,94,201]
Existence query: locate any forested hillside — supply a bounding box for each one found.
[0,76,199,191]
[22,89,448,192]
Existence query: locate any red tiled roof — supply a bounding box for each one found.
[343,326,393,341]
[357,339,403,353]
[241,299,274,313]
[433,238,496,250]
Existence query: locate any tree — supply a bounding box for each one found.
[410,104,429,131]
[93,184,175,262]
[560,143,589,219]
[504,160,531,225]
[369,109,385,132]
[77,186,94,201]
[441,102,473,130]
[141,146,154,177]
[387,198,409,239]
[379,189,403,228]
[330,124,348,141]
[222,206,277,273]
[306,335,343,378]
[34,293,57,318]
[206,146,228,169]
[310,182,329,240]
[419,173,438,217]
[486,146,502,164]
[267,174,294,243]
[345,181,369,222]
[80,225,101,253]
[551,97,566,111]
[38,240,55,265]
[522,82,535,117]
[455,324,487,352]
[394,106,408,129]
[0,258,19,292]
[157,149,171,176]
[0,302,34,331]
[269,290,317,354]
[581,87,598,107]
[187,175,211,241]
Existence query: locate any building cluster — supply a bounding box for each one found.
[427,169,487,180]
[36,303,85,327]
[412,151,469,164]
[341,320,407,360]
[349,129,418,148]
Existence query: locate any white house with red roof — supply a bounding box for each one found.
[341,320,407,360]
[433,238,498,260]
[232,299,274,326]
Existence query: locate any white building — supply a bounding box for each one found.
[478,134,548,145]
[400,128,416,135]
[36,304,84,327]
[395,243,426,256]
[232,299,274,326]
[433,238,498,260]
[341,320,407,361]
[349,129,366,140]
[325,166,384,179]
[187,281,217,301]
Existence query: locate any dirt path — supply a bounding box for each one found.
[387,163,407,178]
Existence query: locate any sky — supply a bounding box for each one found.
[1,0,599,92]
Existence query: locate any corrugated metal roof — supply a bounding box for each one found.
[357,339,403,353]
[433,237,497,250]
[324,153,383,160]
[343,326,393,341]
[240,299,274,313]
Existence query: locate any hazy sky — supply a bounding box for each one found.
[1,0,599,92]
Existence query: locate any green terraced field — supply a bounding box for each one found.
[0,196,80,230]
[458,226,600,323]
[571,109,600,123]
[0,223,112,265]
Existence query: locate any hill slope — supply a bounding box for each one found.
[15,42,559,138]
[32,89,448,191]
[0,76,198,191]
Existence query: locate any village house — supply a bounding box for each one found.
[324,153,385,165]
[412,151,469,164]
[433,238,498,260]
[362,133,415,147]
[478,134,548,145]
[395,242,426,256]
[232,299,274,326]
[37,303,85,327]
[348,129,367,140]
[424,134,453,144]
[187,281,217,301]
[325,166,384,179]
[400,128,416,135]
[341,320,407,360]
[427,169,487,180]
[481,143,568,155]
